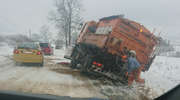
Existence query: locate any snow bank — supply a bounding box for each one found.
[0,43,13,64]
[142,56,180,97]
[46,49,70,64]
[0,42,13,56]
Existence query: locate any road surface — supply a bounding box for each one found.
[0,51,107,98]
[1,44,177,100]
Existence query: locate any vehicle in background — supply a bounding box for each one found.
[55,40,64,49]
[55,45,63,49]
[13,42,44,66]
[39,43,54,55]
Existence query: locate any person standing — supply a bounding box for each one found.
[126,50,144,86]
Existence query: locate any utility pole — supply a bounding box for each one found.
[29,29,32,40]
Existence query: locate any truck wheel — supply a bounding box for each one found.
[70,58,77,69]
[80,55,92,74]
[70,48,79,69]
[120,63,128,84]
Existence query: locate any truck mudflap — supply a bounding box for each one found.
[143,55,156,71]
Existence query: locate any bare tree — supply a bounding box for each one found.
[6,34,33,46]
[39,25,51,42]
[31,33,41,42]
[49,0,83,47]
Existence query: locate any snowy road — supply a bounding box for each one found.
[0,45,151,100]
[0,62,104,98]
[0,44,179,99]
[0,45,105,98]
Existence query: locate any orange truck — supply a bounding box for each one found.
[70,15,158,83]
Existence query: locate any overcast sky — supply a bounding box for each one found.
[0,0,179,40]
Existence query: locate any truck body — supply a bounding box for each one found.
[70,15,158,82]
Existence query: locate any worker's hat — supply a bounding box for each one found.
[130,50,136,55]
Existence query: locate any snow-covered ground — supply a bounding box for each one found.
[46,48,71,64]
[0,44,105,98]
[0,43,13,56]
[142,56,180,97]
[0,43,179,99]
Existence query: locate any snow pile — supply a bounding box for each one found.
[46,49,70,64]
[0,43,13,64]
[0,42,13,56]
[142,56,180,98]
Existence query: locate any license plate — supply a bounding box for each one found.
[24,52,32,54]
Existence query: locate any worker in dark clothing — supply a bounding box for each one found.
[126,50,144,86]
[122,47,130,56]
[121,47,130,62]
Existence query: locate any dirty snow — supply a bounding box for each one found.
[0,42,13,56]
[0,44,105,98]
[47,47,180,99]
[46,48,71,64]
[0,43,179,99]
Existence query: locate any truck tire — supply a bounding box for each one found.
[70,58,77,69]
[70,48,79,69]
[80,55,92,74]
[70,45,85,69]
[120,63,128,84]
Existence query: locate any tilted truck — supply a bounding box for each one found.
[69,15,158,82]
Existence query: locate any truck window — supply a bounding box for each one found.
[95,26,112,34]
[88,26,96,33]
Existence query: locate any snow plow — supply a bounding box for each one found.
[69,15,158,83]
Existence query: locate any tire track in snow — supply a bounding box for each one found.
[0,54,106,98]
[0,66,42,90]
[11,67,44,92]
[0,62,16,73]
[0,55,16,73]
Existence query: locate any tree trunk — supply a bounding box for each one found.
[65,32,68,47]
[68,1,72,46]
[68,18,72,46]
[51,0,82,47]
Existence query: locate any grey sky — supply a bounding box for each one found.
[0,0,53,34]
[0,0,179,40]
